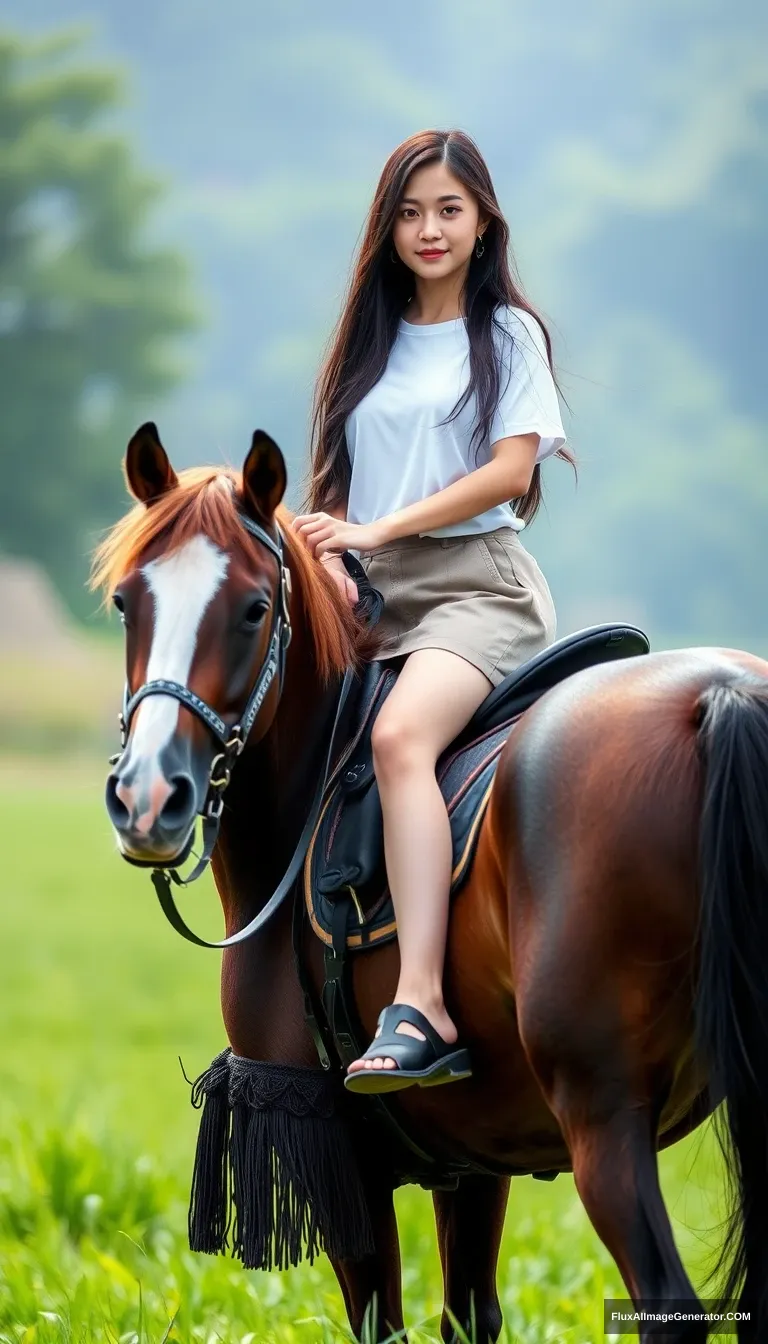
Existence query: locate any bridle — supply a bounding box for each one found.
[111,511,356,949]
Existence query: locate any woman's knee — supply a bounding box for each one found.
[371,713,432,777]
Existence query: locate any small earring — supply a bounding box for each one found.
[475,235,485,259]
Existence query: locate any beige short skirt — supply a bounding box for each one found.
[359,526,557,688]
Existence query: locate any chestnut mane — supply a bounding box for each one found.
[90,466,382,683]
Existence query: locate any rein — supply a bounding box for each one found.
[113,511,356,949]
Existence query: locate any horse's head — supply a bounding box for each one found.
[93,422,362,869]
[95,423,294,865]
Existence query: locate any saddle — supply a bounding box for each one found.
[304,619,651,954]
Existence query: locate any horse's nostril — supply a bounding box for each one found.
[161,773,196,827]
[105,774,131,829]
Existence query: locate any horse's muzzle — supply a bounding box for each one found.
[106,749,200,865]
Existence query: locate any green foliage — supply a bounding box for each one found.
[0,30,197,617]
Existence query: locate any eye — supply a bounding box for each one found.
[112,592,126,624]
[240,597,269,631]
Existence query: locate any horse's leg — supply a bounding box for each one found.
[567,1103,704,1343]
[327,1171,405,1344]
[433,1175,510,1344]
[534,1053,706,1344]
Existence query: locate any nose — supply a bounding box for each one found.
[155,772,195,828]
[106,765,197,854]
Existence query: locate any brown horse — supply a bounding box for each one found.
[94,424,768,1344]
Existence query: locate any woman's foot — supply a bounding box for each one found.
[343,1000,472,1094]
[346,997,457,1074]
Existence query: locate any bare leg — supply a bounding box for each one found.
[433,1175,510,1343]
[346,648,492,1075]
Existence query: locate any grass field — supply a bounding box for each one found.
[0,760,732,1342]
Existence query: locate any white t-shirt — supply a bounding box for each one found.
[344,304,566,543]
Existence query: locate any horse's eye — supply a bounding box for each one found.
[113,593,126,622]
[241,599,268,630]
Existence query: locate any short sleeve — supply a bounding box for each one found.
[489,306,566,463]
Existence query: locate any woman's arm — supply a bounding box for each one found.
[377,433,540,544]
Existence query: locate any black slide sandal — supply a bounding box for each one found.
[343,1002,473,1095]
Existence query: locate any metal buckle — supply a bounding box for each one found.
[209,752,231,791]
[280,568,292,628]
[209,729,244,792]
[206,791,225,821]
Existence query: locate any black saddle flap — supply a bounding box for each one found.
[315,662,396,894]
[316,781,385,894]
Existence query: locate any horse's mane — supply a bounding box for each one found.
[90,466,382,683]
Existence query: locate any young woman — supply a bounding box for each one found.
[292,128,572,1095]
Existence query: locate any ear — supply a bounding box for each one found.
[124,423,178,504]
[241,429,287,522]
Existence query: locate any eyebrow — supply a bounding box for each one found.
[400,193,464,205]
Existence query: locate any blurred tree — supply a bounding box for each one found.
[0,29,197,618]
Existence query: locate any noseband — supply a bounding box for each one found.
[111,512,356,949]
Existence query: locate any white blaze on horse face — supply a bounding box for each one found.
[130,534,229,768]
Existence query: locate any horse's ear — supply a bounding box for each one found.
[124,423,178,504]
[241,429,287,522]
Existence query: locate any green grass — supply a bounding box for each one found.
[0,761,731,1342]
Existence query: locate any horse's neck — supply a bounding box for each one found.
[213,663,344,915]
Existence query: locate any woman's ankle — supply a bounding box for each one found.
[393,983,449,1017]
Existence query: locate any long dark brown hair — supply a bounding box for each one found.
[302,128,575,525]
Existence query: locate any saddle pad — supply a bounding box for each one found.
[304,711,520,952]
[302,621,650,955]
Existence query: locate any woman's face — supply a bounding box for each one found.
[391,160,487,284]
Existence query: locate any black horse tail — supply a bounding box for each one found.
[695,673,768,1338]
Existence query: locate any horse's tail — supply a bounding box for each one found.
[695,672,768,1336]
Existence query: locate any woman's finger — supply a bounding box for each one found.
[304,521,333,538]
[306,527,337,550]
